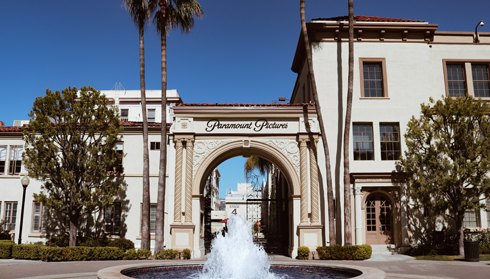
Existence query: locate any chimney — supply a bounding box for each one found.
[0,121,4,127]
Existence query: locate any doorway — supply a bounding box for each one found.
[365,193,393,244]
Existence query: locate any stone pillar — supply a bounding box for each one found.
[354,185,363,245]
[309,139,320,225]
[173,139,184,224]
[184,139,194,224]
[299,138,308,225]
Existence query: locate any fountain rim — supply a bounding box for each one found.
[97,261,386,279]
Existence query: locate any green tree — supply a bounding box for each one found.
[123,0,155,251]
[342,0,354,246]
[399,95,490,256]
[300,0,336,245]
[23,86,123,247]
[152,0,203,252]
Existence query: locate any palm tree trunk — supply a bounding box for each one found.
[139,21,151,251]
[300,0,336,246]
[155,2,167,253]
[343,0,354,246]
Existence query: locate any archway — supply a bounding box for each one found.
[169,103,322,259]
[192,140,300,257]
[364,192,394,245]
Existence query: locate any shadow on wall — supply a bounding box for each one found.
[392,172,458,255]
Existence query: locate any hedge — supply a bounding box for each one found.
[297,246,310,260]
[13,244,43,260]
[46,235,135,251]
[182,248,191,259]
[0,240,15,259]
[155,249,179,260]
[123,249,152,260]
[316,244,372,260]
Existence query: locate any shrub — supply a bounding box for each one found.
[123,249,139,260]
[108,238,135,251]
[406,230,458,256]
[297,246,310,260]
[0,240,15,259]
[155,249,179,260]
[92,247,124,260]
[316,244,372,260]
[182,248,191,259]
[41,247,64,262]
[13,244,43,260]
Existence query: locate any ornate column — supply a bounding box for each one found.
[173,139,183,224]
[354,185,363,245]
[184,139,194,224]
[309,139,320,225]
[299,138,309,225]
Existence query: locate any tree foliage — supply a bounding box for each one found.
[23,86,123,247]
[398,95,490,255]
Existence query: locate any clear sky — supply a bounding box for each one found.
[2,0,489,198]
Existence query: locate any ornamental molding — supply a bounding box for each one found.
[355,178,392,184]
[258,139,300,175]
[193,140,232,175]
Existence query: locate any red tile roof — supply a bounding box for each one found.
[0,122,172,132]
[314,15,425,23]
[0,126,21,133]
[175,103,315,107]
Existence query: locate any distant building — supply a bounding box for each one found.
[225,183,262,228]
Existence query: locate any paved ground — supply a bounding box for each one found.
[0,255,489,279]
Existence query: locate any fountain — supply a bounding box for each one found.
[97,215,385,279]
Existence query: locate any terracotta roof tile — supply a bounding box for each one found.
[0,126,21,132]
[314,15,425,23]
[0,122,172,133]
[176,103,314,107]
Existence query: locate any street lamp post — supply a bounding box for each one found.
[18,176,30,245]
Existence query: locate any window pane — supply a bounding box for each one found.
[380,123,401,160]
[472,64,490,98]
[353,124,374,161]
[33,202,41,232]
[150,205,157,234]
[447,64,466,97]
[0,147,6,174]
[363,62,384,97]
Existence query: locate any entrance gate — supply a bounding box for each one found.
[169,103,323,259]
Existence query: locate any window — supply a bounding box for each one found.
[32,202,47,233]
[379,123,401,160]
[359,58,388,98]
[444,60,490,98]
[150,142,160,150]
[148,109,156,123]
[3,202,17,231]
[121,109,128,121]
[150,204,157,234]
[115,142,123,172]
[446,64,467,97]
[0,146,6,174]
[463,209,480,227]
[353,124,374,160]
[9,146,23,175]
[105,202,121,235]
[472,64,490,98]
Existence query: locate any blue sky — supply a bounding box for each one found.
[2,0,489,198]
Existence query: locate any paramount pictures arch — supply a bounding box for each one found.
[169,104,323,258]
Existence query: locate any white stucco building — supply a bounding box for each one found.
[2,15,490,259]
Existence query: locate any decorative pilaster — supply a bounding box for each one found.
[354,185,363,245]
[309,140,320,225]
[184,139,194,224]
[173,139,183,224]
[299,138,308,225]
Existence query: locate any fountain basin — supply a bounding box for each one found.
[97,261,386,279]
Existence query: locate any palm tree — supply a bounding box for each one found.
[152,0,203,253]
[343,0,354,246]
[122,0,156,251]
[300,0,336,245]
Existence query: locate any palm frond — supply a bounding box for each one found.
[153,0,203,35]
